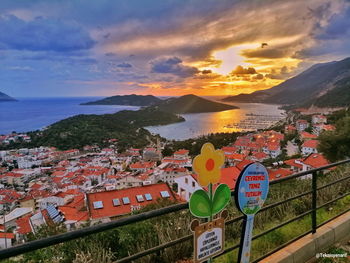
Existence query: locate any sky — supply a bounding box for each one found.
[0,0,350,97]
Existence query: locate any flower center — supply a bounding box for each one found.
[206,158,215,171]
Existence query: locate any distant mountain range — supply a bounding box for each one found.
[83,94,238,113]
[81,94,162,106]
[222,57,350,108]
[0,91,16,102]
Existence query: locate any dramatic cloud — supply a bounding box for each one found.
[116,62,132,68]
[150,57,199,77]
[0,0,349,97]
[201,69,212,74]
[0,15,96,52]
[231,66,257,75]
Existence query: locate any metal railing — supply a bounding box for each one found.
[0,158,350,262]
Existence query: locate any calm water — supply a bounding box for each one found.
[0,97,139,134]
[146,103,285,140]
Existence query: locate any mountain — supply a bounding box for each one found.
[222,57,350,107]
[152,94,238,114]
[312,76,350,107]
[0,91,16,102]
[81,94,162,106]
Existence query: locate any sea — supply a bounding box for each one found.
[0,98,285,140]
[0,97,139,135]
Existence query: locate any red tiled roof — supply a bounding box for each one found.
[303,154,329,168]
[174,149,189,155]
[236,160,254,171]
[268,168,293,181]
[284,159,303,169]
[267,143,280,151]
[252,152,268,159]
[59,206,89,222]
[16,214,32,235]
[0,232,15,239]
[130,162,155,169]
[3,172,23,178]
[300,132,317,139]
[302,140,318,149]
[226,153,245,161]
[219,167,240,190]
[87,183,175,219]
[52,171,66,177]
[323,124,335,131]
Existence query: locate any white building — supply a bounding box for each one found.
[0,233,14,249]
[174,174,202,201]
[301,140,318,156]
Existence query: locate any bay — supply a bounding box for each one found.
[145,103,285,140]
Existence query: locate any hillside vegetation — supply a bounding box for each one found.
[153,94,238,114]
[318,108,350,162]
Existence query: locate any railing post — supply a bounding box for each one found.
[312,171,317,233]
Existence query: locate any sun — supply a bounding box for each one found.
[210,43,259,75]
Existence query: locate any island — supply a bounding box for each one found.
[81,94,162,106]
[150,94,238,114]
[0,91,16,102]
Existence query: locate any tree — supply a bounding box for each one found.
[318,116,350,162]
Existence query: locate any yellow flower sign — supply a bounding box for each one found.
[193,142,225,187]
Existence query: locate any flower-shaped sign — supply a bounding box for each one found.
[193,143,225,187]
[189,143,230,219]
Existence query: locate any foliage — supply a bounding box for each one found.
[318,116,350,162]
[313,76,350,107]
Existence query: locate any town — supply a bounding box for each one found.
[0,112,337,249]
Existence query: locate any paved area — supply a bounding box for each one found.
[286,141,299,156]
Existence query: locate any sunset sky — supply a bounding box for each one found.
[1,0,350,97]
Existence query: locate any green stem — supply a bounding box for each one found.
[208,183,213,263]
[209,183,213,222]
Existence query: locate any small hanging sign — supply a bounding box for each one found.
[189,143,231,263]
[191,210,228,263]
[234,162,269,263]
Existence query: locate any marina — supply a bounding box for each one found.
[146,103,285,140]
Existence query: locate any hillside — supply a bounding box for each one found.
[81,94,162,106]
[0,91,16,102]
[21,108,185,150]
[152,94,238,114]
[222,57,350,107]
[312,76,350,107]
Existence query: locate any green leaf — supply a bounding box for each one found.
[189,189,211,218]
[212,184,231,215]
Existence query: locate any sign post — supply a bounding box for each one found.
[189,143,231,263]
[234,162,269,263]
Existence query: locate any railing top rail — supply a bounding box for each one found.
[0,158,349,260]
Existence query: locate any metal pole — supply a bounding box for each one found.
[311,171,317,234]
